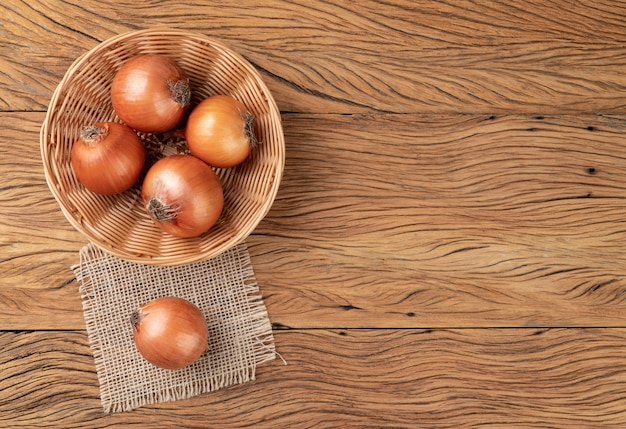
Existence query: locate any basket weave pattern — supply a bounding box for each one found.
[41,29,285,265]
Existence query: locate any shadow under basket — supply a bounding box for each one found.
[41,28,285,265]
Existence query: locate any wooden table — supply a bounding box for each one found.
[2,1,626,427]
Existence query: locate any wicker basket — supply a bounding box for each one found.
[41,28,285,265]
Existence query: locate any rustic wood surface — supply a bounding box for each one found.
[1,0,626,427]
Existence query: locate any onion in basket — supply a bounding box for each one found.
[70,122,146,195]
[185,95,257,168]
[111,54,191,133]
[141,154,224,238]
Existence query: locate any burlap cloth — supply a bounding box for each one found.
[72,242,277,413]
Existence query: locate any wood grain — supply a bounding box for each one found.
[2,1,626,114]
[2,112,626,329]
[1,328,626,428]
[0,112,85,330]
[252,113,626,328]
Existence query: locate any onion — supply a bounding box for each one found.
[131,296,209,370]
[185,95,257,168]
[141,154,224,238]
[70,122,146,195]
[111,54,191,133]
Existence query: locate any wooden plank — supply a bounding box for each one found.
[1,328,626,428]
[2,1,626,114]
[2,112,626,329]
[253,113,626,328]
[0,112,85,330]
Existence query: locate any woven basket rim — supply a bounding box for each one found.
[41,28,285,265]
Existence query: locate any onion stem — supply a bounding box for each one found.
[168,80,191,107]
[80,124,107,144]
[147,197,181,222]
[242,110,257,148]
[130,309,143,331]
